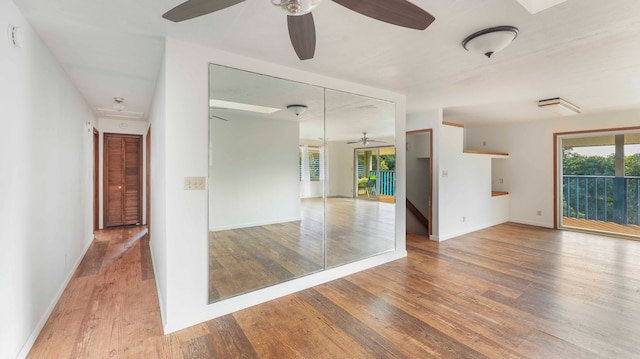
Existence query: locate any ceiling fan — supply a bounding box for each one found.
[347,132,385,145]
[162,0,435,60]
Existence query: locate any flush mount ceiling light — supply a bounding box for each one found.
[287,104,308,117]
[538,97,581,116]
[113,97,125,112]
[209,99,280,114]
[462,26,519,58]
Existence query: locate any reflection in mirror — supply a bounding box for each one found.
[208,64,325,303]
[324,89,396,268]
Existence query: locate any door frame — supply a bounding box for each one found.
[553,125,640,231]
[353,145,396,201]
[146,126,151,237]
[93,127,99,232]
[406,129,433,236]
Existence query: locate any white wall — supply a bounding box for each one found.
[437,125,507,240]
[466,109,640,228]
[155,37,406,334]
[97,118,149,229]
[209,116,300,230]
[407,109,508,241]
[0,1,95,357]
[148,56,167,328]
[326,141,357,197]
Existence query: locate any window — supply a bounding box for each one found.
[300,146,321,181]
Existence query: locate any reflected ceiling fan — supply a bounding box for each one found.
[162,0,435,60]
[347,132,385,145]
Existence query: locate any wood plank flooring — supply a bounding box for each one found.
[356,194,396,203]
[209,198,395,302]
[563,216,640,238]
[28,222,640,358]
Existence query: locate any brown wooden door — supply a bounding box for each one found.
[104,134,142,228]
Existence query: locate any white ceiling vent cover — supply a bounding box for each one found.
[538,98,581,116]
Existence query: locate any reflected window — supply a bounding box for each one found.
[300,145,321,181]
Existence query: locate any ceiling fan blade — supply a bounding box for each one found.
[331,0,435,30]
[162,0,245,22]
[287,13,316,60]
[347,140,362,144]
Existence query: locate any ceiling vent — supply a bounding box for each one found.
[538,98,581,116]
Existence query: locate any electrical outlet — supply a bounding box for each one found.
[185,177,206,190]
[537,210,542,216]
[482,141,487,146]
[442,170,448,178]
[64,254,67,267]
[462,216,466,223]
[499,178,504,184]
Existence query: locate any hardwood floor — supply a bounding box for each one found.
[209,197,395,302]
[29,223,640,358]
[563,216,640,238]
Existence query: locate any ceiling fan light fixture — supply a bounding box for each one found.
[538,97,581,116]
[272,0,321,15]
[287,104,308,116]
[462,26,519,58]
[113,97,125,112]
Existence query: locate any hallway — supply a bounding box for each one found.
[27,226,163,358]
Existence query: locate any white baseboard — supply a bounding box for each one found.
[161,249,407,334]
[431,220,510,242]
[509,218,554,228]
[149,242,167,330]
[209,216,301,232]
[17,234,94,359]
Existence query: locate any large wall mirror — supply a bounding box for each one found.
[208,64,396,303]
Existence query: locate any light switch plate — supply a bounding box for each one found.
[185,176,206,190]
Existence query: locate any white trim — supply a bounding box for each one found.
[509,218,554,228]
[434,223,507,242]
[162,249,407,334]
[209,217,301,232]
[16,236,94,359]
[149,242,167,329]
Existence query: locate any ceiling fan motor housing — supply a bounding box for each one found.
[272,0,321,15]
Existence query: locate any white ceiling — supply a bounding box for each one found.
[208,63,396,141]
[12,0,640,125]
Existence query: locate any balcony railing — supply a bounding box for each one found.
[365,170,397,197]
[563,175,640,225]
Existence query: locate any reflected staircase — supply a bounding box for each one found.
[407,198,429,233]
